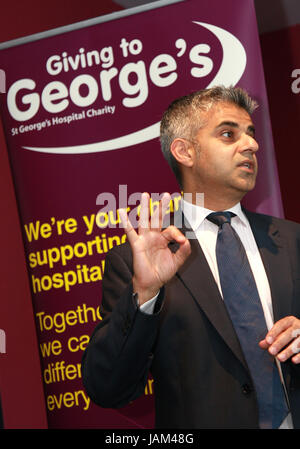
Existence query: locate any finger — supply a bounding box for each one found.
[275,331,300,362]
[118,208,139,245]
[292,356,300,364]
[161,192,172,227]
[258,339,269,350]
[139,192,150,233]
[151,192,171,230]
[173,238,191,265]
[276,336,300,362]
[263,316,295,345]
[268,326,297,357]
[291,352,300,364]
[162,225,187,244]
[159,224,191,266]
[262,317,300,360]
[163,226,191,262]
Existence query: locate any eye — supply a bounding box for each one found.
[221,130,233,138]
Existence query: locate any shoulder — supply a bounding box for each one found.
[243,208,300,236]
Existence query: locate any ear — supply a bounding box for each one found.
[170,138,195,168]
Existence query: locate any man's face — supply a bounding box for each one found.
[191,102,259,202]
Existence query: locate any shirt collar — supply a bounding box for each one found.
[181,198,248,231]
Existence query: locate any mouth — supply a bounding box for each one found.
[237,160,256,173]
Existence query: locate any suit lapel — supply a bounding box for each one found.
[244,209,293,322]
[173,213,249,370]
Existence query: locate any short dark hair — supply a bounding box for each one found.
[159,85,258,185]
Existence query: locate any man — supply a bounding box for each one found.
[82,86,300,429]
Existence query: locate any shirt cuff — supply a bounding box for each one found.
[136,291,160,315]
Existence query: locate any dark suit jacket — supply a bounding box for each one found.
[82,209,300,429]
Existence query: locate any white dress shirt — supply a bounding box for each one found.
[139,198,292,428]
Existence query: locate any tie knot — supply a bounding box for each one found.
[206,211,235,227]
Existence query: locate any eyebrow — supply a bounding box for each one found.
[216,121,256,137]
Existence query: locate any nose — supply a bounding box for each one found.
[239,132,259,154]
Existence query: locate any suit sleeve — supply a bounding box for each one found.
[81,245,163,408]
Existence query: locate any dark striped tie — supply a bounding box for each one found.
[207,211,289,428]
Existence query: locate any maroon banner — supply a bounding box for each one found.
[0,0,282,428]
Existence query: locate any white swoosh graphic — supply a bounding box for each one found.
[23,122,161,154]
[195,21,247,88]
[23,22,246,154]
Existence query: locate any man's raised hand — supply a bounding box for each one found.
[119,192,191,305]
